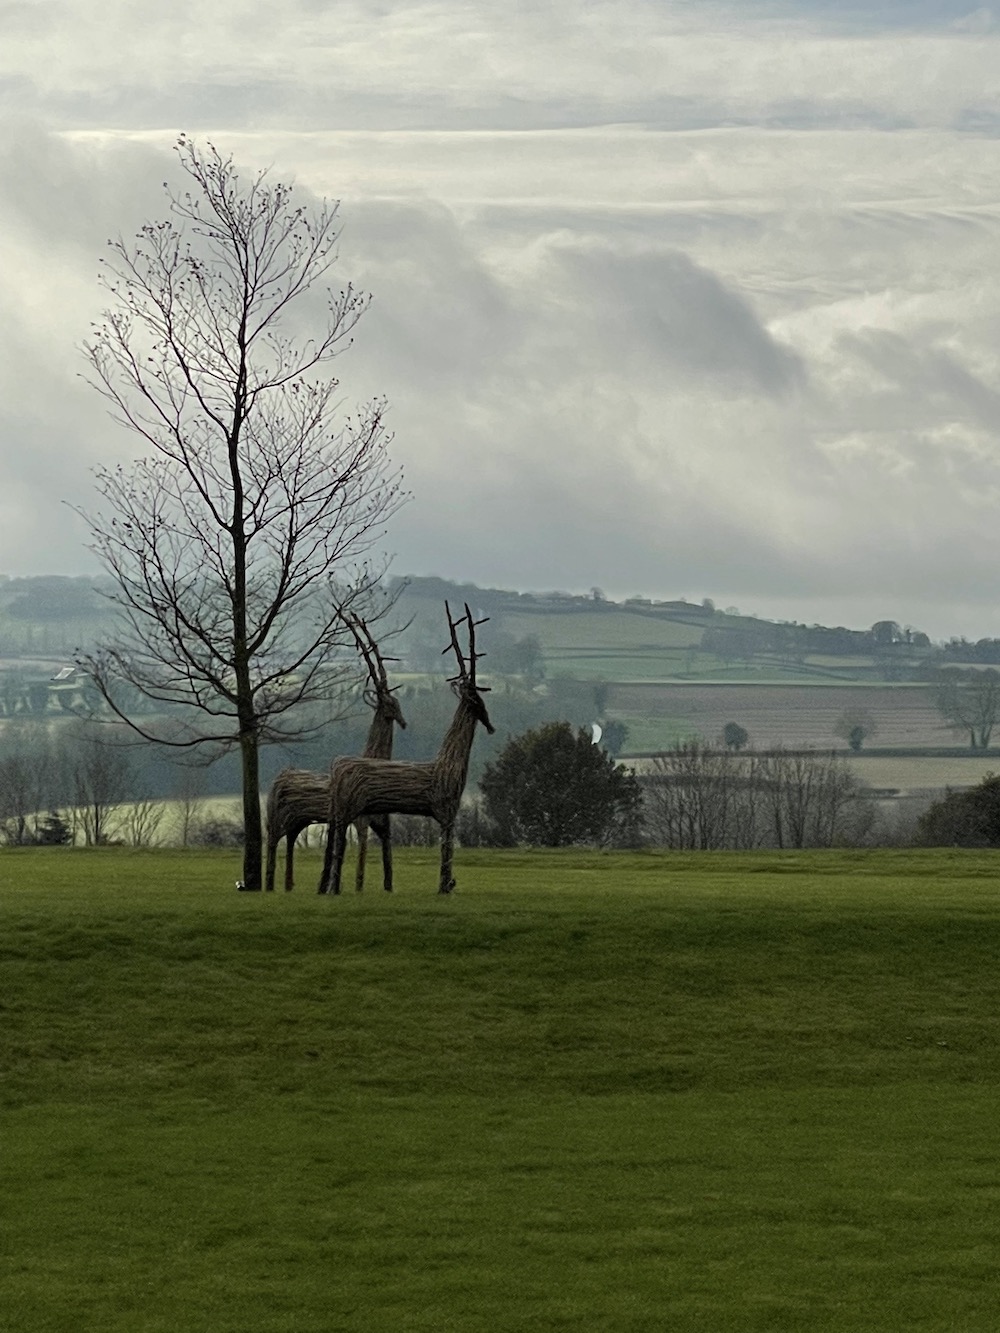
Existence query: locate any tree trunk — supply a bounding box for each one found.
[240,725,262,890]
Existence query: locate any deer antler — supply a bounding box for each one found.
[443,602,466,681]
[444,601,491,690]
[339,606,400,696]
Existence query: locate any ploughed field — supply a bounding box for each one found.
[611,682,948,752]
[3,846,1000,1332]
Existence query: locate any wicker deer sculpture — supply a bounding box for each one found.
[318,602,495,895]
[264,612,406,892]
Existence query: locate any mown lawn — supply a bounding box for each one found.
[2,846,999,1331]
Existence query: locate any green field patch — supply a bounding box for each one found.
[503,610,706,652]
[845,753,1000,794]
[3,847,1000,1330]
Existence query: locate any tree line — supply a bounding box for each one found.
[443,726,882,852]
[467,725,989,852]
[0,720,206,848]
[4,710,988,854]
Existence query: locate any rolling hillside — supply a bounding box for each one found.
[0,574,988,797]
[395,579,936,686]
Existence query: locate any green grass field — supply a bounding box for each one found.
[499,611,706,653]
[493,606,929,685]
[3,847,1000,1331]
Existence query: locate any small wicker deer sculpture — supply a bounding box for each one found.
[318,602,495,895]
[264,611,406,892]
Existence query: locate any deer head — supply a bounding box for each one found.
[444,601,495,734]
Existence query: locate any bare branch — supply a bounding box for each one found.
[78,138,408,887]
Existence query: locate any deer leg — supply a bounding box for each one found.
[371,815,393,893]
[439,818,456,894]
[265,830,277,893]
[285,830,297,892]
[317,825,334,894]
[354,817,368,892]
[329,822,348,895]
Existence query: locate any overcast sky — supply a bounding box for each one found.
[3,1,1000,640]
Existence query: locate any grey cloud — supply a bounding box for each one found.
[0,130,178,574]
[539,241,805,396]
[209,184,1000,640]
[0,125,170,252]
[6,104,1000,640]
[384,406,809,603]
[4,1,999,138]
[336,200,521,388]
[840,329,1000,433]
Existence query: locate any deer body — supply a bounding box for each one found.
[318,604,494,896]
[265,768,331,893]
[264,615,406,893]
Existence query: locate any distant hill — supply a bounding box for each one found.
[2,569,995,690]
[389,576,940,686]
[5,572,999,783]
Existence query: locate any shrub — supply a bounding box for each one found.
[388,814,438,847]
[479,721,643,848]
[834,709,877,753]
[455,803,507,848]
[34,811,73,846]
[722,722,749,752]
[916,774,1000,847]
[191,817,245,848]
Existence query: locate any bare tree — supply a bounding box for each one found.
[930,668,1000,750]
[319,603,495,895]
[643,745,868,851]
[119,796,165,848]
[0,723,61,845]
[643,742,758,851]
[172,763,208,847]
[834,708,878,753]
[78,137,405,889]
[757,748,864,849]
[67,724,133,846]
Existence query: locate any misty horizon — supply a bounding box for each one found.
[0,566,991,648]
